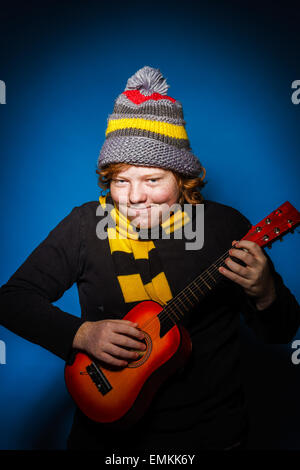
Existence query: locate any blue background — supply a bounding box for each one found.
[0,0,299,450]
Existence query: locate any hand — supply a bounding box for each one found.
[218,239,277,310]
[72,319,146,367]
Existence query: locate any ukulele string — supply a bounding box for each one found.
[159,242,241,326]
[135,251,230,343]
[136,246,235,337]
[160,264,227,331]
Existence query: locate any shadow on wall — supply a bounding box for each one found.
[240,320,300,450]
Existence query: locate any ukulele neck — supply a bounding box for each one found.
[158,200,300,335]
[158,248,230,332]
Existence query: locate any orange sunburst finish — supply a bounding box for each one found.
[65,300,192,427]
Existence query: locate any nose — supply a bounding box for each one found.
[128,183,147,205]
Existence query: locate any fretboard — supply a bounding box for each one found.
[158,247,232,331]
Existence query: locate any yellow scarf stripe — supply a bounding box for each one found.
[105,118,188,140]
[129,240,156,260]
[110,207,139,240]
[99,196,139,240]
[107,228,133,249]
[145,272,173,305]
[161,210,190,234]
[107,232,155,258]
[117,274,151,303]
[97,195,191,306]
[99,195,107,209]
[116,273,172,305]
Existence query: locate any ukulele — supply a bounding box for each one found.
[65,201,299,427]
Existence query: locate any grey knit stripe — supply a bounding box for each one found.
[108,111,186,126]
[106,128,191,150]
[113,102,184,120]
[98,135,202,177]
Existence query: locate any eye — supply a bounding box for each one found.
[113,178,127,184]
[147,178,159,183]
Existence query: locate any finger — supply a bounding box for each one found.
[104,343,142,361]
[234,240,263,259]
[218,266,251,288]
[111,333,146,352]
[223,257,250,279]
[112,323,145,340]
[97,351,128,368]
[229,248,256,267]
[111,320,139,327]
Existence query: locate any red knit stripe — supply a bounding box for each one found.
[122,89,176,104]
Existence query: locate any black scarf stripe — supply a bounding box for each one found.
[111,248,164,286]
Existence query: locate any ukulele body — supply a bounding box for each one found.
[64,300,192,427]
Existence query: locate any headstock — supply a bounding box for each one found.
[242,201,300,249]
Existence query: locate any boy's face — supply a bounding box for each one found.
[110,165,180,229]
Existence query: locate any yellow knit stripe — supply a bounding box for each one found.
[107,228,132,250]
[161,210,190,234]
[99,196,134,235]
[144,272,173,305]
[130,240,155,259]
[117,274,150,303]
[99,195,107,210]
[106,118,188,140]
[111,208,135,234]
[143,281,164,304]
[107,230,155,256]
[110,207,139,240]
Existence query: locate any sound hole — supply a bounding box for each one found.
[127,331,152,368]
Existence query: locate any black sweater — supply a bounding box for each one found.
[0,199,299,450]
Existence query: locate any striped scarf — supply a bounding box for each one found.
[99,194,190,306]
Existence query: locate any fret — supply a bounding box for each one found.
[181,290,195,307]
[176,295,188,310]
[192,281,204,296]
[187,285,199,302]
[172,304,184,318]
[198,274,212,290]
[166,305,181,322]
[160,249,231,329]
[206,270,216,282]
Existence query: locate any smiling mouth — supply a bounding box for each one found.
[130,207,151,212]
[127,205,154,213]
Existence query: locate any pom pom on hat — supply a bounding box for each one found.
[125,65,170,96]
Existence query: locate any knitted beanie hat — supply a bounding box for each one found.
[97,66,202,177]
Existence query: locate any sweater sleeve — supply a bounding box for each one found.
[240,251,300,343]
[0,206,86,361]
